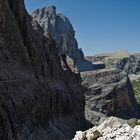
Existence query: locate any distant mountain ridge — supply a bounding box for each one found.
[87,50,140,58]
[86,50,140,74]
[89,50,130,57]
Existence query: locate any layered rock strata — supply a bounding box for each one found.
[81,68,140,125]
[0,0,85,139]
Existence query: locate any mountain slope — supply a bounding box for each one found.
[0,0,85,139]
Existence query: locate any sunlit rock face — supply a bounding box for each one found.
[86,53,140,74]
[0,0,85,140]
[32,5,103,72]
[116,55,140,75]
[32,5,78,55]
[73,117,140,140]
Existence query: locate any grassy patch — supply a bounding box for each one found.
[128,120,140,127]
[132,78,140,105]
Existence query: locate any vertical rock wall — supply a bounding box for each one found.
[0,0,85,139]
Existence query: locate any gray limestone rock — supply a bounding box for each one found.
[86,53,140,75]
[73,117,140,140]
[81,68,140,125]
[116,55,140,74]
[0,0,85,139]
[32,5,104,72]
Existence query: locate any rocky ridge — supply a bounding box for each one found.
[116,55,140,75]
[0,0,85,139]
[73,117,140,140]
[81,68,140,125]
[32,5,105,72]
[86,51,140,75]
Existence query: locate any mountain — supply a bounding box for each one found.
[32,5,105,72]
[0,0,85,139]
[86,50,140,74]
[1,1,140,139]
[32,5,140,126]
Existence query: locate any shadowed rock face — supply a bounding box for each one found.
[32,5,103,72]
[81,68,140,125]
[0,0,85,139]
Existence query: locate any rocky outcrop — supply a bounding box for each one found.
[73,117,140,140]
[87,53,140,74]
[81,68,140,125]
[116,55,140,75]
[0,0,85,140]
[32,5,104,72]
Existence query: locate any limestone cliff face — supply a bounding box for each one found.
[0,0,85,140]
[81,68,140,125]
[32,5,97,72]
[116,55,140,75]
[32,5,77,54]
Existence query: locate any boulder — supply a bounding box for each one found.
[73,117,140,140]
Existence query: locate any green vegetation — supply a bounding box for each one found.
[131,121,140,127]
[132,78,140,105]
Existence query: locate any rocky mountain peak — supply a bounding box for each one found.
[45,5,56,16]
[32,5,56,19]
[32,5,75,51]
[32,5,104,72]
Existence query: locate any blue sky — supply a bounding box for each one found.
[25,0,140,56]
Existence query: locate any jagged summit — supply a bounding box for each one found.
[45,5,56,14]
[32,5,76,53]
[32,5,104,72]
[33,5,56,18]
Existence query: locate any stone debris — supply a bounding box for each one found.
[73,117,140,140]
